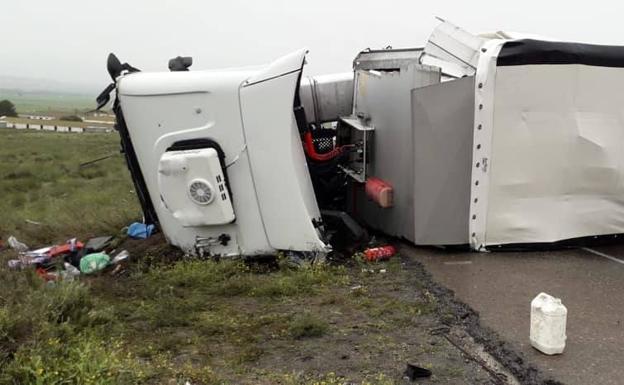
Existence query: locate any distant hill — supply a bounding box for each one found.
[0,76,100,114]
[0,89,96,114]
[0,75,100,95]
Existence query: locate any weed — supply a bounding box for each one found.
[4,170,34,180]
[1,332,145,385]
[232,344,264,365]
[0,271,142,384]
[195,312,238,336]
[288,313,328,339]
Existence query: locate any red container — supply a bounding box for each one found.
[365,177,393,208]
[364,245,397,261]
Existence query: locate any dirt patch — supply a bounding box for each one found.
[116,232,180,258]
[113,232,185,266]
[85,237,517,384]
[246,285,497,384]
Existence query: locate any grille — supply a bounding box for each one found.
[188,179,214,205]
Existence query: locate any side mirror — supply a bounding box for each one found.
[169,56,193,71]
[95,83,116,110]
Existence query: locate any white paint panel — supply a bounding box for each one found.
[240,70,328,252]
[246,49,307,85]
[486,64,624,245]
[119,69,273,256]
[424,19,484,77]
[353,64,441,241]
[469,39,505,250]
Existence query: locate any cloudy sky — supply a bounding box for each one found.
[1,0,623,92]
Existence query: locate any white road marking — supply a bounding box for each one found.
[583,247,624,265]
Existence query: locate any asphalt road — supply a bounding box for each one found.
[403,243,624,385]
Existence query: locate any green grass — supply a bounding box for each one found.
[0,130,140,245]
[0,252,437,384]
[0,90,95,114]
[0,269,146,385]
[0,246,355,384]
[288,313,328,339]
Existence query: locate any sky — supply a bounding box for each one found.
[1,0,624,93]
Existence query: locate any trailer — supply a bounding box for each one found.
[97,19,624,256]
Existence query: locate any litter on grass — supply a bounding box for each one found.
[80,252,111,274]
[84,236,113,252]
[111,250,129,264]
[7,236,28,253]
[127,222,155,239]
[5,235,128,281]
[404,363,432,381]
[363,245,397,262]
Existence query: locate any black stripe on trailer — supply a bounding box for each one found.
[497,39,624,68]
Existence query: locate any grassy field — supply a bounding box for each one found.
[0,90,95,114]
[0,130,490,384]
[0,129,139,245]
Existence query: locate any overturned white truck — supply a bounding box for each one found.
[97,20,624,256]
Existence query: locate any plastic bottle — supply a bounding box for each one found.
[60,262,81,281]
[530,292,567,355]
[7,236,29,253]
[111,250,130,264]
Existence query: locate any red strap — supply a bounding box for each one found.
[303,131,350,162]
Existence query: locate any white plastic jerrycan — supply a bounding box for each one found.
[530,292,567,355]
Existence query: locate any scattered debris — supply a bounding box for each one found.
[68,247,127,277]
[24,246,53,258]
[36,267,59,282]
[25,219,43,226]
[404,363,432,381]
[63,262,81,279]
[48,238,83,258]
[7,255,47,269]
[127,222,155,239]
[109,264,125,276]
[363,245,396,262]
[80,252,111,274]
[7,235,28,253]
[4,235,126,280]
[84,236,113,253]
[111,249,130,264]
[284,250,306,268]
